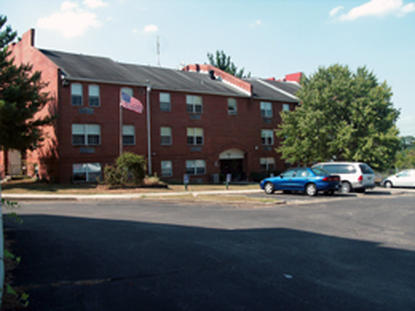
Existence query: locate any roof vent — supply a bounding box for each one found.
[209,70,216,80]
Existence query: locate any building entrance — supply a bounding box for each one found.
[218,149,245,181]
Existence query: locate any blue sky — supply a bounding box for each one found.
[3,0,415,135]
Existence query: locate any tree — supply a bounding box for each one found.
[394,136,415,169]
[276,64,401,171]
[207,50,250,78]
[0,16,51,175]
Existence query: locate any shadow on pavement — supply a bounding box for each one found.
[5,214,415,311]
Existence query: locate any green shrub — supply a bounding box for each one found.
[103,152,146,186]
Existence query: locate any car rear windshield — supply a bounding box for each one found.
[359,164,374,174]
[320,164,356,174]
[311,168,329,176]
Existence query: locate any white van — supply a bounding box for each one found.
[312,162,375,193]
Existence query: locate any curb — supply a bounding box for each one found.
[1,189,263,201]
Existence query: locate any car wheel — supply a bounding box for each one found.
[305,183,317,196]
[384,181,393,188]
[340,181,351,194]
[264,182,274,195]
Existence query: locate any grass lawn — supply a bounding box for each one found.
[1,179,260,195]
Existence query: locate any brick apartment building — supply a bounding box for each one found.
[2,29,300,183]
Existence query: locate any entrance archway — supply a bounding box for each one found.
[219,149,245,181]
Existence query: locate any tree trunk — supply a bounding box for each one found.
[4,148,9,176]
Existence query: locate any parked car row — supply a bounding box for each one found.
[260,161,376,196]
[381,169,415,188]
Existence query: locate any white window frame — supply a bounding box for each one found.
[187,128,203,145]
[160,92,171,112]
[71,83,83,106]
[72,163,101,183]
[121,87,133,97]
[88,84,100,107]
[160,127,172,145]
[186,160,206,176]
[228,98,237,115]
[161,160,173,177]
[72,124,101,146]
[122,125,135,146]
[260,101,273,118]
[186,95,203,114]
[282,104,290,112]
[260,157,275,171]
[261,129,274,145]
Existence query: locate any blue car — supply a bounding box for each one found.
[260,167,340,196]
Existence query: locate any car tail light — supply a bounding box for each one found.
[358,175,363,183]
[323,176,340,182]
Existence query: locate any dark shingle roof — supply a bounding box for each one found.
[263,80,301,96]
[247,79,299,103]
[40,48,299,102]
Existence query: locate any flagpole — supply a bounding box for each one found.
[119,97,123,156]
[146,84,152,176]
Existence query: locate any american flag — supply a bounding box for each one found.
[120,92,144,114]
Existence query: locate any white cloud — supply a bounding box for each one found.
[250,19,263,28]
[337,0,415,21]
[36,1,101,38]
[143,24,158,33]
[329,6,344,17]
[83,0,108,9]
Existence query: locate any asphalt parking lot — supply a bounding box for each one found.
[3,189,415,311]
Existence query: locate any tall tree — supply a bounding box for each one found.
[276,64,400,171]
[0,16,51,175]
[207,50,250,78]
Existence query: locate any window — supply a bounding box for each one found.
[121,87,133,97]
[88,85,100,107]
[71,83,83,106]
[72,163,101,182]
[261,129,274,145]
[260,101,273,118]
[123,125,135,145]
[186,160,206,175]
[260,157,275,171]
[187,128,203,145]
[282,104,290,112]
[161,160,173,177]
[160,92,171,112]
[72,124,101,146]
[160,127,172,145]
[228,98,237,115]
[186,95,203,114]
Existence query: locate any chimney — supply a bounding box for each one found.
[21,28,35,47]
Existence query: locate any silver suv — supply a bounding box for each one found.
[312,162,375,193]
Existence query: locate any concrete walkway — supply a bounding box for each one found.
[1,189,263,201]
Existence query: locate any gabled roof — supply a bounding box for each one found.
[263,80,301,96]
[246,79,299,103]
[40,48,299,102]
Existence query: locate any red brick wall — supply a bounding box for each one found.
[6,29,294,183]
[7,29,60,181]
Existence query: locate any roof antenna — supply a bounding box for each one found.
[156,36,160,66]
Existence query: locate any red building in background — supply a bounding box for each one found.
[2,29,300,183]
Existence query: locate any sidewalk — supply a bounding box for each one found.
[1,189,263,201]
